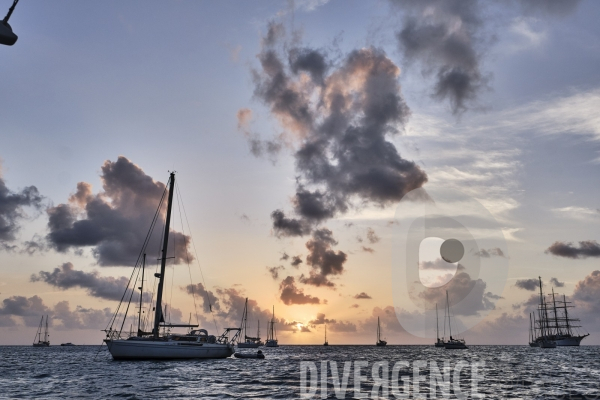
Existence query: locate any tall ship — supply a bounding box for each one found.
[376,317,387,346]
[102,172,240,360]
[237,298,263,348]
[33,315,50,347]
[530,276,589,347]
[265,306,279,347]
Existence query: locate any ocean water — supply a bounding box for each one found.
[0,345,599,399]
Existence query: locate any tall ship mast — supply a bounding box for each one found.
[434,303,444,347]
[265,306,279,347]
[530,276,589,347]
[103,172,240,360]
[33,315,50,347]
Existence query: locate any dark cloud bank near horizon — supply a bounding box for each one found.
[45,156,193,267]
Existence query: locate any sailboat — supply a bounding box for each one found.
[376,317,387,346]
[530,276,587,347]
[434,304,444,347]
[443,291,467,349]
[33,315,50,347]
[238,298,263,348]
[323,324,329,346]
[103,172,240,360]
[265,306,279,347]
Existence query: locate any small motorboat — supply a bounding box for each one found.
[234,350,265,359]
[60,343,76,346]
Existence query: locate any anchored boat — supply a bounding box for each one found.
[265,306,279,347]
[376,317,387,346]
[237,298,263,348]
[33,315,50,347]
[443,291,467,349]
[530,276,588,347]
[102,172,240,360]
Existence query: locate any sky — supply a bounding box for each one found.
[1,0,599,346]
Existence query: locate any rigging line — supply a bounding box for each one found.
[119,263,144,335]
[105,184,168,332]
[175,181,219,334]
[175,181,199,325]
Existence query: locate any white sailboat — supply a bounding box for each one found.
[33,315,50,347]
[103,172,240,360]
[376,317,387,346]
[237,298,263,348]
[265,306,279,347]
[443,291,467,349]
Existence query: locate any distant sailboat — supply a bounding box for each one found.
[434,304,444,347]
[33,315,50,347]
[265,306,279,347]
[103,172,240,360]
[238,298,263,348]
[443,291,467,349]
[323,324,329,346]
[376,317,387,346]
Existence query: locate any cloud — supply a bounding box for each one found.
[290,255,303,267]
[361,246,374,253]
[515,278,539,291]
[251,22,426,237]
[549,277,565,288]
[299,228,347,288]
[419,258,458,270]
[392,0,489,115]
[0,295,111,330]
[183,283,220,313]
[279,276,322,305]
[353,292,372,300]
[572,270,600,315]
[0,168,44,245]
[30,262,147,302]
[350,304,360,308]
[280,252,289,261]
[546,240,600,259]
[308,312,356,332]
[414,271,497,316]
[46,157,193,266]
[359,306,407,334]
[267,265,285,280]
[473,247,505,258]
[366,228,380,244]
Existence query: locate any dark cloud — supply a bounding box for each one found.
[362,246,375,253]
[354,292,372,300]
[0,295,111,329]
[20,234,47,255]
[392,0,488,115]
[279,276,322,305]
[415,271,496,316]
[280,252,289,261]
[0,171,44,245]
[271,209,311,238]
[514,0,582,16]
[572,270,600,314]
[308,312,356,332]
[549,277,565,288]
[419,258,458,270]
[515,278,539,291]
[267,265,285,280]
[308,312,335,325]
[46,157,193,266]
[30,262,147,302]
[183,283,220,313]
[299,228,347,288]
[546,240,600,259]
[474,247,505,258]
[251,22,426,235]
[291,255,303,267]
[366,228,380,244]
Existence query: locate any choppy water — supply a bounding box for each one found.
[0,345,599,399]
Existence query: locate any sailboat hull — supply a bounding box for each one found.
[105,339,234,360]
[237,342,260,348]
[33,342,50,347]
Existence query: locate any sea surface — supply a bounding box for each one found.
[0,345,599,399]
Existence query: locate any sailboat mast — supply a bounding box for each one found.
[446,291,452,338]
[436,303,439,340]
[325,323,327,342]
[529,313,533,343]
[242,298,248,339]
[537,276,547,338]
[137,253,146,336]
[44,315,48,342]
[153,172,176,338]
[377,317,380,341]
